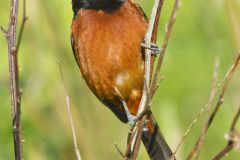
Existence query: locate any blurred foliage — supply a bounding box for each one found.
[0,0,240,159]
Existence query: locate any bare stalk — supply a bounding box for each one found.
[124,0,180,159]
[1,0,27,159]
[124,0,164,158]
[58,62,82,160]
[150,0,180,95]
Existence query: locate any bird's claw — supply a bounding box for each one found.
[127,115,136,126]
[141,42,161,56]
[128,116,149,132]
[119,98,149,132]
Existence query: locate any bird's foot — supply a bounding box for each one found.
[141,42,161,56]
[121,100,150,131]
[114,87,137,125]
[127,114,136,126]
[121,100,136,125]
[118,95,149,130]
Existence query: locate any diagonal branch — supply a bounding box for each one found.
[230,106,240,131]
[187,53,240,160]
[211,144,234,160]
[211,105,240,160]
[58,62,82,160]
[171,58,219,160]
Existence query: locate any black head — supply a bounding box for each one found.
[72,0,125,15]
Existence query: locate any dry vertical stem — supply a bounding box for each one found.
[150,0,180,95]
[187,53,240,160]
[131,120,146,159]
[58,62,82,160]
[1,0,28,159]
[151,0,164,43]
[124,0,165,158]
[124,0,180,159]
[138,0,164,115]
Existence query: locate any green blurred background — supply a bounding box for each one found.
[0,0,240,159]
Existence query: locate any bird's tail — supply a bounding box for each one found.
[142,113,173,160]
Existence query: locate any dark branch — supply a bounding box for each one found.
[1,0,28,159]
[114,143,125,158]
[230,106,240,131]
[211,105,240,160]
[211,144,234,160]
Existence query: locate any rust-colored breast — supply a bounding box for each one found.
[71,0,148,122]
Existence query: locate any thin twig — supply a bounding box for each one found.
[230,106,240,131]
[211,144,234,160]
[114,143,125,158]
[125,121,139,159]
[16,0,28,54]
[171,58,219,160]
[211,105,240,160]
[152,0,164,42]
[187,53,240,160]
[131,120,146,159]
[58,62,82,160]
[150,0,180,96]
[2,0,28,159]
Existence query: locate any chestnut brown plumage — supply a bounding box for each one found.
[71,0,173,159]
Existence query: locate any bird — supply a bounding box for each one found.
[71,0,173,159]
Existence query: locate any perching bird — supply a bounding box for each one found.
[71,0,173,159]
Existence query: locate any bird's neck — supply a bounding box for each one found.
[72,0,125,16]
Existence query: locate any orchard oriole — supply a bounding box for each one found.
[71,0,173,159]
